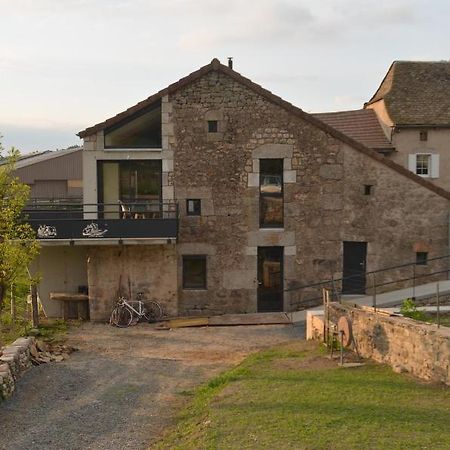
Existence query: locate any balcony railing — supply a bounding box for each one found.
[23,201,178,241]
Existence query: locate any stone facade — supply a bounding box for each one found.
[327,303,450,385]
[87,245,177,321]
[169,70,449,315]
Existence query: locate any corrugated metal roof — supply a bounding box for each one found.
[14,147,82,169]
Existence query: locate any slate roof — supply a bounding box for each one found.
[313,109,394,152]
[365,61,450,127]
[78,58,450,201]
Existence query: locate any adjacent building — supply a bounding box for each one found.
[27,59,450,321]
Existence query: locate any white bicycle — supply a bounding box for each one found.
[110,293,163,328]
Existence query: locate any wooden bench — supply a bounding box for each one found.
[49,292,89,320]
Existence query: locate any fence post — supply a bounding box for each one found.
[31,284,39,328]
[436,282,440,328]
[412,264,416,300]
[10,283,16,323]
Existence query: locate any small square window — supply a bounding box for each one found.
[364,185,373,196]
[420,131,428,141]
[208,120,218,133]
[183,256,207,289]
[416,252,428,266]
[186,199,201,216]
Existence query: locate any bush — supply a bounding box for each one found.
[400,298,429,322]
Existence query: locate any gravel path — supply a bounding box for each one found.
[0,322,303,450]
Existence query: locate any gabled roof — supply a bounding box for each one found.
[78,58,450,201]
[313,109,394,152]
[365,61,450,127]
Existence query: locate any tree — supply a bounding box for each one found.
[0,136,40,311]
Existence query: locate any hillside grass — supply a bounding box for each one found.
[152,342,450,450]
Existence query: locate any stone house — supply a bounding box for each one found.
[317,61,450,191]
[28,59,450,321]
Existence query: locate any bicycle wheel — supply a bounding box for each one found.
[144,301,163,322]
[110,306,133,328]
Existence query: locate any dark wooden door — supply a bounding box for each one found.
[257,247,284,312]
[342,242,367,295]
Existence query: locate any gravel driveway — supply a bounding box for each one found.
[0,322,303,450]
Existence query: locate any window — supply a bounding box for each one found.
[364,185,373,196]
[104,102,162,148]
[416,252,428,266]
[260,159,283,228]
[186,199,201,216]
[208,120,218,133]
[408,153,439,178]
[416,154,430,175]
[183,256,207,289]
[420,131,428,141]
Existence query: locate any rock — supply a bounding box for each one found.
[54,355,64,362]
[30,345,39,359]
[36,340,48,352]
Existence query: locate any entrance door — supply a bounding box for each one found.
[342,242,367,295]
[257,247,284,312]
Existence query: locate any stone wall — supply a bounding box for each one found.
[87,245,178,321]
[328,303,450,385]
[0,337,35,400]
[168,69,449,315]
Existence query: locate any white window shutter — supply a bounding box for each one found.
[408,154,417,173]
[431,154,440,178]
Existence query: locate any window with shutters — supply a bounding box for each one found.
[408,153,439,178]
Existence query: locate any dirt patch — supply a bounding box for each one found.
[0,322,304,450]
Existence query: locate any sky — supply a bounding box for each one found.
[0,0,449,153]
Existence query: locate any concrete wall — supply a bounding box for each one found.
[87,245,177,321]
[32,247,88,318]
[328,303,450,385]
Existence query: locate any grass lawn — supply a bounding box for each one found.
[152,341,450,450]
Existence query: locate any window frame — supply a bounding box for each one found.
[182,255,207,290]
[259,159,284,229]
[186,199,201,216]
[415,153,431,177]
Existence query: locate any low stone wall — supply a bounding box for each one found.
[328,303,450,385]
[0,337,35,400]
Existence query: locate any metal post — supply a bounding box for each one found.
[437,282,440,328]
[412,264,416,300]
[372,272,377,312]
[339,331,344,366]
[31,284,39,328]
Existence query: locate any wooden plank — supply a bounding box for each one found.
[209,312,291,326]
[50,292,89,302]
[164,317,210,328]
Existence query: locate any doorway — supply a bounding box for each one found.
[342,241,367,295]
[257,247,284,312]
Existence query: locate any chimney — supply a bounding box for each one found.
[227,57,233,70]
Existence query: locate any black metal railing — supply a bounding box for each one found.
[288,254,450,310]
[23,201,179,240]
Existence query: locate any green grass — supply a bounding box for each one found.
[152,343,450,450]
